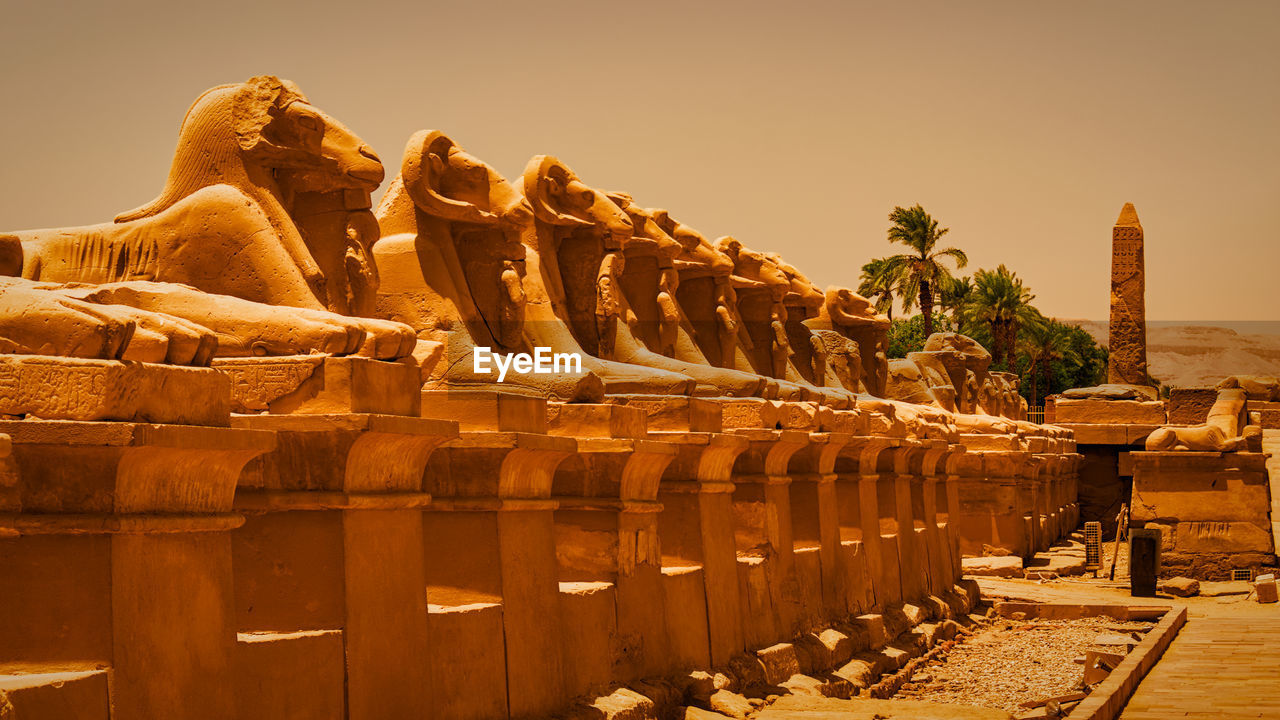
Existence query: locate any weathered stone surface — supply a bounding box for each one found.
[1060,384,1145,400]
[961,555,1024,578]
[1168,387,1219,425]
[1108,203,1148,386]
[215,355,420,416]
[1054,398,1165,425]
[1160,576,1200,597]
[849,614,889,650]
[756,642,802,686]
[1256,575,1278,604]
[709,689,753,719]
[0,355,229,425]
[419,388,547,432]
[683,670,716,706]
[832,657,878,688]
[570,688,657,720]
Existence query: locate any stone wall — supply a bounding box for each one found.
[0,360,1082,720]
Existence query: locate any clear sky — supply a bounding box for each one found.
[3,0,1277,321]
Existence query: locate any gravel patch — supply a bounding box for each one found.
[891,616,1153,714]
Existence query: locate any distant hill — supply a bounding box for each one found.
[1063,320,1280,389]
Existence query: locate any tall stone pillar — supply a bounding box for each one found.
[231,414,456,720]
[892,446,927,602]
[728,429,810,646]
[788,433,850,622]
[551,433,677,687]
[919,445,951,597]
[1108,203,1148,385]
[654,432,749,667]
[0,421,273,720]
[854,440,896,609]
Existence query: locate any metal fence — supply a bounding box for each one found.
[1027,405,1045,424]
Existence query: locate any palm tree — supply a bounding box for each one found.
[963,265,1040,371]
[881,205,968,336]
[1019,316,1080,405]
[938,275,973,325]
[857,257,904,320]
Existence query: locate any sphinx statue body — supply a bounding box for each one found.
[1,76,433,364]
[515,157,765,397]
[810,287,890,397]
[372,130,624,400]
[1146,380,1260,452]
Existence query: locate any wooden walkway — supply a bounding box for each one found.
[1119,617,1280,718]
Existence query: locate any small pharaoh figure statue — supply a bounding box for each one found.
[809,333,828,385]
[497,259,526,349]
[770,303,793,379]
[713,275,749,367]
[655,266,681,357]
[595,249,627,358]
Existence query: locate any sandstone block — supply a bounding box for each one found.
[215,355,420,416]
[1168,387,1218,425]
[756,642,801,686]
[849,614,889,650]
[815,628,855,667]
[419,388,546,432]
[708,689,752,720]
[683,670,715,706]
[1054,398,1166,425]
[961,555,1023,578]
[901,603,927,626]
[0,355,229,426]
[718,398,782,429]
[777,401,819,430]
[608,395,722,432]
[831,657,877,688]
[1256,574,1278,604]
[1159,576,1200,597]
[571,688,656,720]
[548,402,647,438]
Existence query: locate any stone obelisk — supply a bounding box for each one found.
[1107,203,1148,385]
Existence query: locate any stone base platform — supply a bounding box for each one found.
[0,355,229,426]
[1131,450,1275,580]
[214,355,420,416]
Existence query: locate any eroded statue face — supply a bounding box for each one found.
[269,100,384,193]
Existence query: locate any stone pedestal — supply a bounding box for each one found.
[653,432,749,667]
[608,395,723,432]
[787,433,850,624]
[427,431,576,718]
[230,413,455,720]
[0,355,230,425]
[726,428,809,646]
[216,355,421,416]
[851,440,898,609]
[0,421,273,720]
[552,437,677,691]
[421,389,547,433]
[1130,451,1275,579]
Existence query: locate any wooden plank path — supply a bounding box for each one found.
[1119,617,1280,718]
